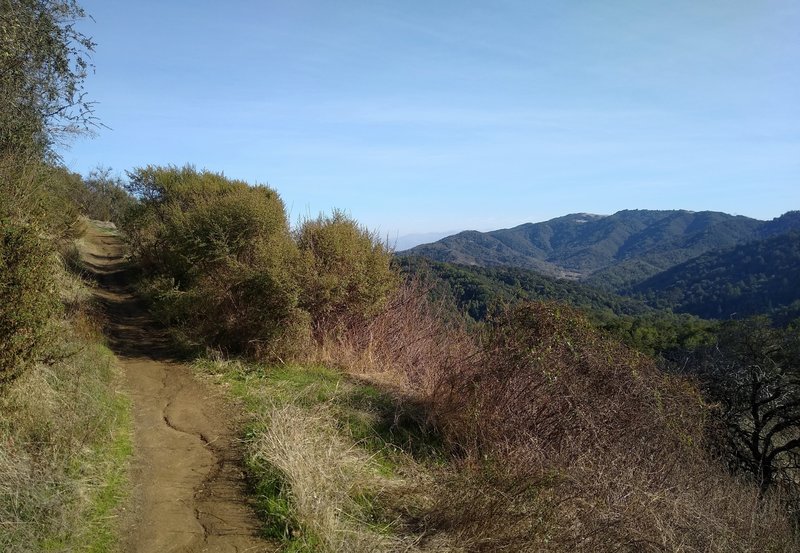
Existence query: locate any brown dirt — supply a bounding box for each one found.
[81,222,277,553]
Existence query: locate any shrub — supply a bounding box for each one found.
[327,296,799,550]
[0,157,83,241]
[124,165,308,359]
[0,219,60,386]
[74,167,135,224]
[423,302,799,551]
[296,210,398,336]
[439,301,705,456]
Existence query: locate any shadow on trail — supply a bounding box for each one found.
[79,248,178,361]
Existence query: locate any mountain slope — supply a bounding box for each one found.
[398,256,652,321]
[402,210,800,290]
[630,231,800,319]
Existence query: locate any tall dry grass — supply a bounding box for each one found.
[250,401,426,552]
[312,279,477,396]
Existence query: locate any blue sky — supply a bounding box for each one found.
[63,0,799,240]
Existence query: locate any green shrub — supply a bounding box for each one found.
[0,158,83,241]
[0,219,60,386]
[296,210,397,335]
[124,165,308,359]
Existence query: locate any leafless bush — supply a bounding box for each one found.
[426,302,800,551]
[318,295,800,551]
[312,278,478,399]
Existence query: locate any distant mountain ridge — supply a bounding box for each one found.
[401,209,800,291]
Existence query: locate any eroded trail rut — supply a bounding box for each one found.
[83,224,275,553]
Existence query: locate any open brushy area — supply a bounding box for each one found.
[196,294,800,552]
[5,156,798,551]
[118,166,800,552]
[4,3,800,550]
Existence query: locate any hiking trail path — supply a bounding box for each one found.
[81,222,276,553]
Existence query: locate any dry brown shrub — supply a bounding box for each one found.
[311,279,478,398]
[425,302,799,551]
[436,302,703,454]
[318,295,799,551]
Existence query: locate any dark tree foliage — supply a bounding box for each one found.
[632,231,800,320]
[397,256,650,320]
[398,256,717,356]
[691,318,800,495]
[0,0,96,158]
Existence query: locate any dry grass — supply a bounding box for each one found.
[0,242,132,552]
[311,279,477,398]
[196,358,467,553]
[251,402,418,552]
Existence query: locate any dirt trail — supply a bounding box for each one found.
[81,223,275,553]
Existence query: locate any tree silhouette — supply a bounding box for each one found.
[693,318,800,495]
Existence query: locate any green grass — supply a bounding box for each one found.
[77,387,133,553]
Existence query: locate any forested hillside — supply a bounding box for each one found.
[631,231,800,319]
[398,256,650,320]
[403,209,800,292]
[399,256,717,355]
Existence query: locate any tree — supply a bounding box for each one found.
[0,0,93,385]
[76,166,134,223]
[0,0,96,159]
[692,318,800,494]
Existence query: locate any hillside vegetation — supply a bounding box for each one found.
[124,165,396,360]
[631,231,800,319]
[398,255,651,320]
[397,256,716,356]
